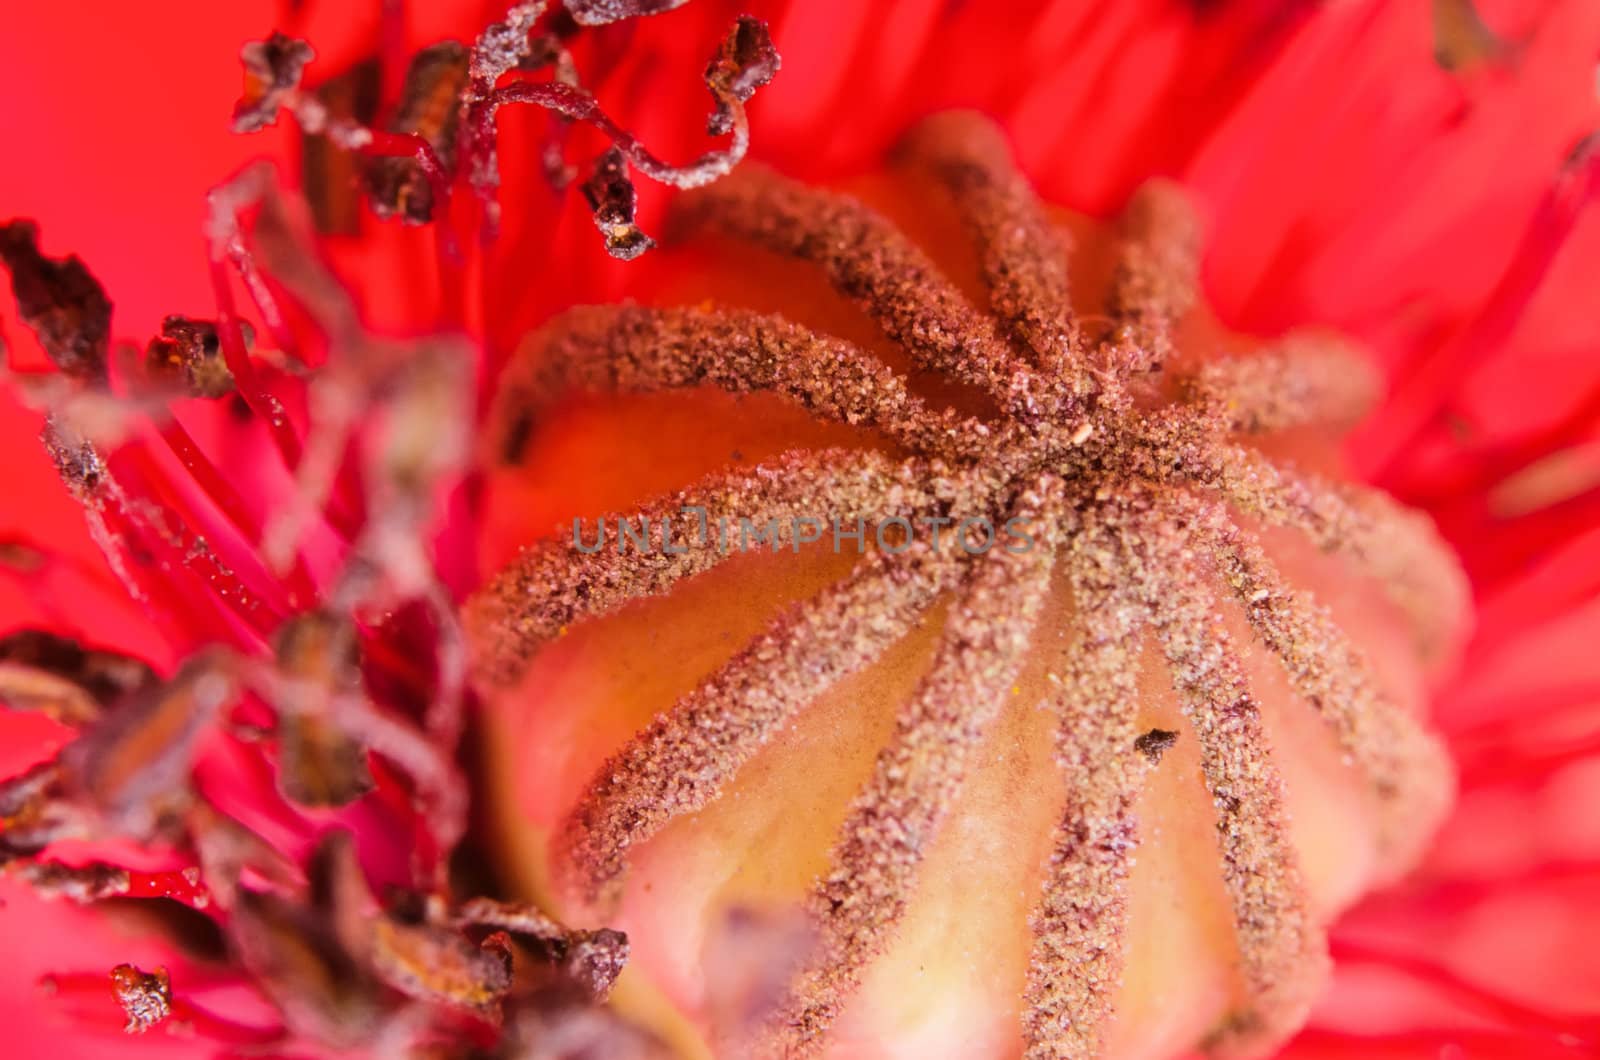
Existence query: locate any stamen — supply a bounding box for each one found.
[771,476,1061,1053]
[0,629,156,727]
[366,42,471,224]
[0,9,794,1052]
[41,418,270,645]
[109,963,172,1034]
[456,897,630,999]
[0,221,112,383]
[1362,134,1600,485]
[232,33,314,135]
[269,612,376,808]
[581,148,656,260]
[11,861,208,907]
[0,761,65,850]
[14,860,131,902]
[476,15,780,242]
[143,316,238,400]
[59,650,238,840]
[153,419,320,608]
[369,919,514,1017]
[564,0,692,25]
[299,59,380,236]
[203,169,309,472]
[229,881,380,1046]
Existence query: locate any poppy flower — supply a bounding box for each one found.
[1,1,1598,1059]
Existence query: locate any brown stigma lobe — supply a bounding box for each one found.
[469,111,1466,1058]
[0,629,156,727]
[144,315,239,399]
[110,964,173,1034]
[366,42,472,224]
[0,220,112,382]
[581,148,656,260]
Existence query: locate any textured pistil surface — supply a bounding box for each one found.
[468,111,1466,1059]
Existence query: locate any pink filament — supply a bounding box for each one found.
[1363,143,1600,486]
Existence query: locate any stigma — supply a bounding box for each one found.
[468,112,1469,1059]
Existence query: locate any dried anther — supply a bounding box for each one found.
[0,220,112,382]
[1433,0,1514,71]
[475,9,778,249]
[40,418,107,499]
[0,11,691,1045]
[0,758,59,845]
[470,9,782,246]
[233,32,315,134]
[199,162,475,868]
[558,928,630,1000]
[581,148,654,260]
[370,918,515,1017]
[0,629,156,726]
[1134,727,1180,765]
[231,881,381,1046]
[0,649,241,863]
[472,112,1467,1059]
[453,896,631,1001]
[300,59,382,235]
[0,540,46,573]
[225,832,612,1044]
[144,315,238,399]
[227,4,779,257]
[269,611,375,807]
[57,651,238,841]
[470,1,548,87]
[703,15,780,137]
[562,0,691,27]
[227,833,393,1044]
[366,42,472,224]
[110,964,173,1033]
[19,860,132,902]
